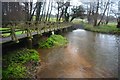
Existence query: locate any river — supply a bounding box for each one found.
[37,29,119,78]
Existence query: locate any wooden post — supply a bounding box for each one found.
[10,24,19,43]
[52,31,54,35]
[26,22,33,49]
[117,17,120,28]
[26,37,32,49]
[65,28,68,32]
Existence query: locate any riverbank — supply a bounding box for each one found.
[2,24,118,78]
[39,34,68,48]
[2,48,40,79]
[83,23,120,35]
[36,29,118,78]
[2,34,68,79]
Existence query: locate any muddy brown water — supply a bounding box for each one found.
[37,29,119,78]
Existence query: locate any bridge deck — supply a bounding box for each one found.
[1,24,72,44]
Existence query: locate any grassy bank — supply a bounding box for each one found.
[2,34,68,78]
[83,23,120,34]
[39,34,68,48]
[2,48,40,79]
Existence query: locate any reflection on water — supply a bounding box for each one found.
[37,29,119,78]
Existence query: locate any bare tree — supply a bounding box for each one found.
[42,0,47,21]
[55,1,71,22]
[48,1,53,21]
[97,0,110,26]
[70,5,85,22]
[39,1,46,21]
[36,2,42,22]
[56,2,61,21]
[2,2,26,27]
[45,0,51,21]
[93,0,99,26]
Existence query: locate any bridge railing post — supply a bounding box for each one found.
[9,23,19,43]
[25,22,32,38]
[25,21,33,49]
[52,22,55,31]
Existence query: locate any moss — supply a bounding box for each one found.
[2,48,40,79]
[39,34,68,48]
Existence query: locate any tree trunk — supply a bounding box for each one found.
[29,3,37,21]
[59,8,64,21]
[25,2,29,21]
[40,1,46,21]
[26,37,32,49]
[105,2,110,25]
[48,1,53,21]
[42,2,47,21]
[70,16,75,22]
[97,0,110,26]
[36,2,42,22]
[117,17,120,28]
[87,3,93,24]
[45,1,51,21]
[93,0,99,26]
[56,2,60,22]
[64,6,69,22]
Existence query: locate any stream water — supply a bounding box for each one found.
[37,29,119,78]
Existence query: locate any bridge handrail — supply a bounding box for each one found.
[1,21,73,43]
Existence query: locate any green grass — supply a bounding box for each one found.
[83,23,120,34]
[3,63,27,78]
[72,19,81,24]
[71,18,89,24]
[32,16,57,22]
[0,28,10,30]
[108,22,117,25]
[0,67,1,72]
[1,31,23,37]
[39,34,68,48]
[2,48,40,79]
[0,27,23,37]
[49,17,57,22]
[33,16,64,22]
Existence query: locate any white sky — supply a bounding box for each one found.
[33,0,82,15]
[32,0,119,16]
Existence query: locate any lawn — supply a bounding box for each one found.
[0,28,10,31]
[1,30,23,37]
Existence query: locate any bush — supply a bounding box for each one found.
[39,34,68,48]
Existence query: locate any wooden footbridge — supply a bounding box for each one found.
[1,21,74,44]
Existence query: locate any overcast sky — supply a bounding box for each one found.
[32,0,82,15]
[2,0,119,16]
[33,0,119,16]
